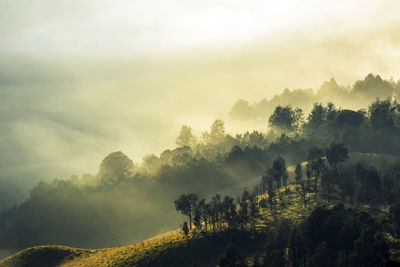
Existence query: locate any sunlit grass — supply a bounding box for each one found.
[0,184,318,267]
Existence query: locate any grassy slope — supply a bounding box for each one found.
[0,230,268,267]
[4,181,400,266]
[0,184,314,267]
[3,151,394,267]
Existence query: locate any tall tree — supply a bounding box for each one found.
[210,119,225,145]
[210,194,222,230]
[176,125,197,147]
[307,147,325,199]
[222,196,237,229]
[295,164,307,207]
[272,156,288,193]
[174,194,199,230]
[263,167,276,209]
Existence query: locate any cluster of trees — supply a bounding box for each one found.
[260,205,389,267]
[218,204,389,267]
[3,91,400,255]
[229,73,400,128]
[268,98,400,156]
[174,142,400,266]
[175,189,260,234]
[0,143,273,250]
[174,181,394,267]
[168,143,400,267]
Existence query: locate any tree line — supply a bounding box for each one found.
[174,142,400,266]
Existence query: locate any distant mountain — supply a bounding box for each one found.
[228,74,400,129]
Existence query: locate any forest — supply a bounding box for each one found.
[1,74,400,266]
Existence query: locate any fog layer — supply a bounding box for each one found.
[1,0,400,208]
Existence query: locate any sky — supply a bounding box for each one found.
[1,0,400,176]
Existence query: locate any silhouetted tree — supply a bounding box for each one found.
[294,164,307,207]
[326,143,348,169]
[262,167,275,210]
[368,99,396,131]
[97,151,134,185]
[307,147,325,199]
[268,105,303,134]
[211,194,222,231]
[175,194,199,230]
[222,196,238,229]
[271,156,288,195]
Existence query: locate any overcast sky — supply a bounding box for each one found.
[1,0,399,55]
[1,0,400,175]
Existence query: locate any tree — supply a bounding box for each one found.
[221,196,237,229]
[174,194,199,230]
[97,151,134,185]
[321,168,337,198]
[307,103,327,128]
[326,143,348,169]
[211,194,222,230]
[197,199,210,231]
[268,105,303,134]
[176,125,197,147]
[294,164,303,185]
[307,147,325,199]
[193,207,202,231]
[141,154,160,174]
[238,199,249,231]
[353,73,394,100]
[295,164,307,207]
[210,119,225,145]
[248,194,260,230]
[368,99,397,130]
[271,156,288,193]
[263,167,276,210]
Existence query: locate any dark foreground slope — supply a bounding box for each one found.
[0,230,265,267]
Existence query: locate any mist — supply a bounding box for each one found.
[2,0,400,253]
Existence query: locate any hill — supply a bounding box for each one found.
[2,181,400,267]
[0,184,313,267]
[0,229,268,267]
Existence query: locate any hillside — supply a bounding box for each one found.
[2,180,400,267]
[0,229,268,267]
[0,185,314,267]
